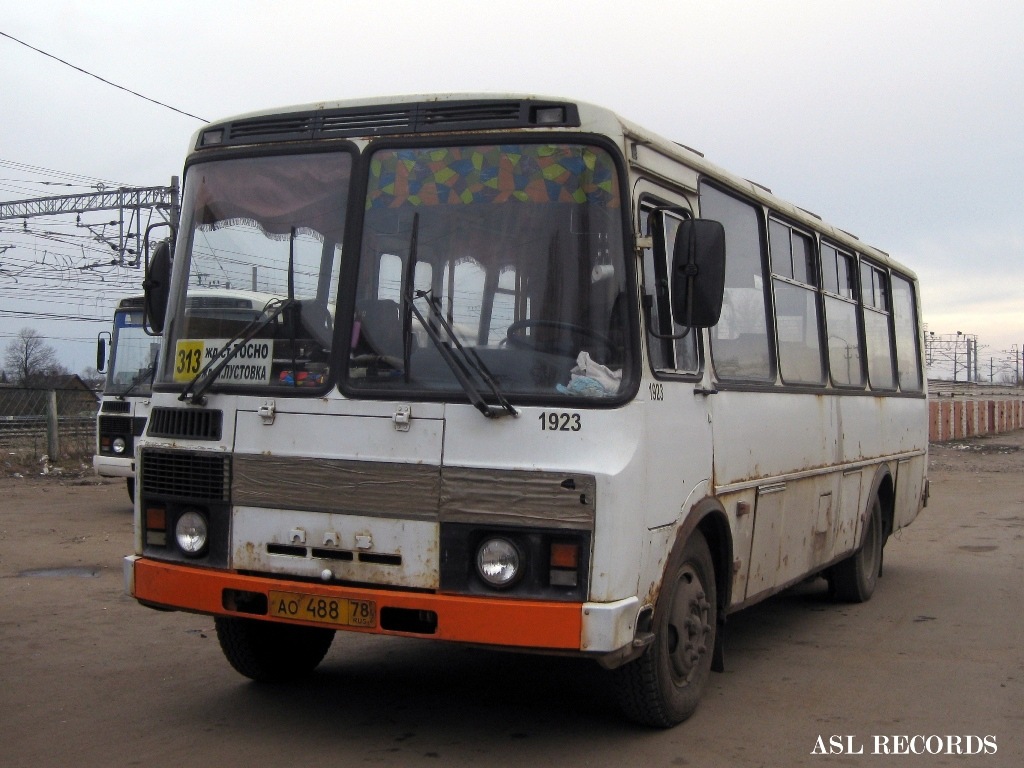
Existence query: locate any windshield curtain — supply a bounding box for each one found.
[346,142,631,403]
[158,153,351,390]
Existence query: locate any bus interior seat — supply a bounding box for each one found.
[355,298,403,360]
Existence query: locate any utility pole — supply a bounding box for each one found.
[951,338,956,381]
[965,334,972,383]
[0,178,179,266]
[927,331,984,382]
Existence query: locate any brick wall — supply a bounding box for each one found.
[929,397,1024,442]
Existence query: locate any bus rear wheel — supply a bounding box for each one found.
[214,616,334,683]
[614,530,717,727]
[829,494,883,603]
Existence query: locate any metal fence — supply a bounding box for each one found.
[0,386,97,467]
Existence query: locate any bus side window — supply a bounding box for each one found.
[769,218,824,385]
[860,260,896,390]
[639,204,699,374]
[891,273,923,392]
[822,243,865,387]
[376,253,431,303]
[699,184,773,381]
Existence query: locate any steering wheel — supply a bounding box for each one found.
[504,319,615,358]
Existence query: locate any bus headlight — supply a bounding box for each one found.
[111,437,127,455]
[475,537,522,588]
[175,510,209,556]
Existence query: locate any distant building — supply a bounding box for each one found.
[0,374,100,418]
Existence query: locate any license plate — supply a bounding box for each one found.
[268,590,376,628]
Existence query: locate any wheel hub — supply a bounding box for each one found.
[667,567,712,684]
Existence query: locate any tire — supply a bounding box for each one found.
[614,530,717,727]
[126,478,135,504]
[829,493,883,603]
[214,616,334,683]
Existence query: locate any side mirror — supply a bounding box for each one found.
[670,219,726,328]
[96,332,110,373]
[143,238,172,335]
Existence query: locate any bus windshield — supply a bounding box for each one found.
[160,152,350,390]
[160,142,631,402]
[347,143,631,402]
[106,306,157,397]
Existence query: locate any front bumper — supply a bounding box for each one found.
[124,556,639,654]
[94,454,134,479]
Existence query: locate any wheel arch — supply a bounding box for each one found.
[868,463,896,544]
[669,496,733,672]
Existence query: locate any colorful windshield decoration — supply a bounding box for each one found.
[367,144,619,209]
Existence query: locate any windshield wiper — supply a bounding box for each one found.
[115,364,155,401]
[182,228,302,404]
[179,297,294,405]
[402,213,516,419]
[405,292,517,418]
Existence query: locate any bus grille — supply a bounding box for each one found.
[420,102,522,127]
[98,414,131,435]
[203,99,581,147]
[147,407,222,440]
[140,449,231,501]
[101,400,131,414]
[320,108,414,136]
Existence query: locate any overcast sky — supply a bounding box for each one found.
[2,0,1022,379]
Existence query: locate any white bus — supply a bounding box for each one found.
[125,95,928,726]
[95,296,156,501]
[96,290,278,501]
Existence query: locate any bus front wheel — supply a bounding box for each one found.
[614,529,717,727]
[214,616,334,683]
[829,493,883,603]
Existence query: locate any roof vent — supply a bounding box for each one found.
[196,99,581,149]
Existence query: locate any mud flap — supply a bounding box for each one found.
[712,613,725,672]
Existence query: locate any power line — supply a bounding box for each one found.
[0,307,108,322]
[0,178,94,187]
[0,29,207,123]
[0,158,129,188]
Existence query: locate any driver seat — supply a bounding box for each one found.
[355,298,403,360]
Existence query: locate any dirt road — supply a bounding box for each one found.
[1,435,1021,767]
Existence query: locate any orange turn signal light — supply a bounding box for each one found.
[145,506,166,531]
[550,542,579,569]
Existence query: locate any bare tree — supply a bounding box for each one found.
[3,327,68,386]
[79,365,104,387]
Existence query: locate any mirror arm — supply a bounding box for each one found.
[642,294,692,341]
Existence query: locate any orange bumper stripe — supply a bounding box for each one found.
[132,558,583,650]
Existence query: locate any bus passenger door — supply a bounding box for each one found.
[636,188,714,531]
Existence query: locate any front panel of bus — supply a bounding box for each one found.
[95,300,156,481]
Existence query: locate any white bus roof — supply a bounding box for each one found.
[188,93,913,280]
